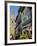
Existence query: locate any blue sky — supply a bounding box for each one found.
[10,6,19,16]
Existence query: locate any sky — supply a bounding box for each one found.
[10,6,20,17]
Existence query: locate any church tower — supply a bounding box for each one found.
[10,9,15,39]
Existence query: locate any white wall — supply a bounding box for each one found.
[0,0,37,46]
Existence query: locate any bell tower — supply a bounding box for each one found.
[10,9,15,39]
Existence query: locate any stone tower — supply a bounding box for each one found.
[10,9,15,39]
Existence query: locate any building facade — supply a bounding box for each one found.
[15,7,32,39]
